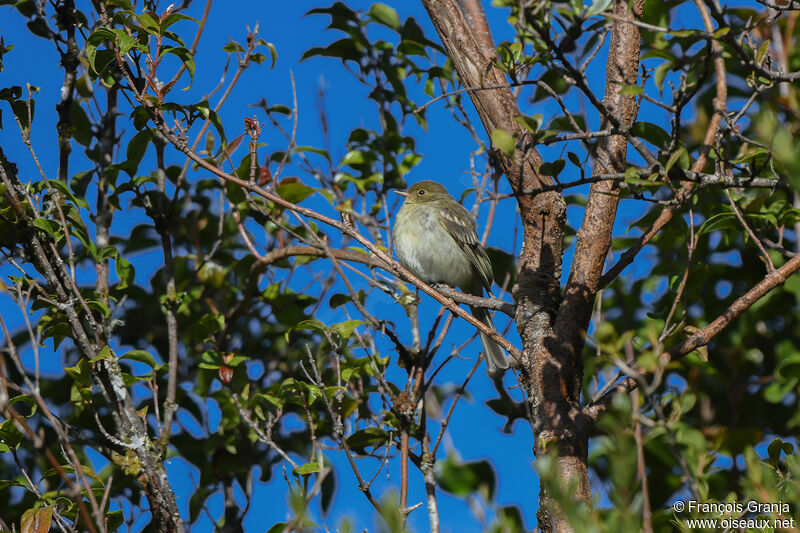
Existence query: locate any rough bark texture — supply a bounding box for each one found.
[421,0,643,530]
[558,0,644,354]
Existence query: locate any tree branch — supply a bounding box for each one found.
[556,0,644,397]
[124,93,522,359]
[0,149,185,533]
[585,252,800,421]
[598,0,728,289]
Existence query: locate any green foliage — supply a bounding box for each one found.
[302,2,449,191]
[2,0,800,531]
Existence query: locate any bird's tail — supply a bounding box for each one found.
[470,306,509,374]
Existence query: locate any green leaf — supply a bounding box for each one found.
[767,438,793,466]
[696,212,736,237]
[89,344,113,363]
[533,69,570,101]
[42,463,103,484]
[340,149,367,166]
[120,350,159,370]
[0,418,23,450]
[298,319,327,332]
[631,121,670,149]
[87,300,110,318]
[8,97,34,135]
[437,455,496,499]
[65,358,92,387]
[0,86,22,102]
[223,40,244,53]
[665,147,688,174]
[160,13,198,32]
[594,321,616,344]
[33,218,58,238]
[301,39,363,63]
[586,0,613,17]
[654,62,671,93]
[321,465,335,515]
[346,428,389,451]
[714,27,730,38]
[115,255,135,289]
[293,462,322,476]
[160,46,195,88]
[136,12,160,34]
[48,178,89,209]
[294,145,331,161]
[329,290,365,310]
[368,3,401,30]
[85,28,115,72]
[513,114,543,133]
[194,102,226,146]
[777,356,800,380]
[25,17,50,38]
[189,314,225,342]
[198,262,225,287]
[642,49,677,62]
[9,395,37,418]
[97,245,118,261]
[110,28,141,56]
[69,101,92,146]
[123,129,152,176]
[91,50,117,80]
[262,40,278,69]
[486,247,517,287]
[756,40,770,64]
[491,128,515,157]
[399,153,422,175]
[539,159,565,178]
[764,379,796,403]
[330,320,365,339]
[276,178,315,204]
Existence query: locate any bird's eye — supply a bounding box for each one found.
[418,189,426,195]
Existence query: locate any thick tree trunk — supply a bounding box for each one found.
[421,0,643,530]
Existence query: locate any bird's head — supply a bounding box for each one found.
[395,180,450,204]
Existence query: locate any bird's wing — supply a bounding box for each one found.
[438,201,494,291]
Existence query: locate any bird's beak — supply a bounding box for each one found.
[394,190,411,197]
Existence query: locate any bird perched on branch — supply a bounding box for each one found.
[392,180,509,374]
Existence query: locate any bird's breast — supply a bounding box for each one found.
[393,205,475,290]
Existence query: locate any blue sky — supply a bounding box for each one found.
[0,0,695,530]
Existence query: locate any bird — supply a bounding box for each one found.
[392,180,509,374]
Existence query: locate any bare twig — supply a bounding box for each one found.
[725,189,775,272]
[599,0,728,288]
